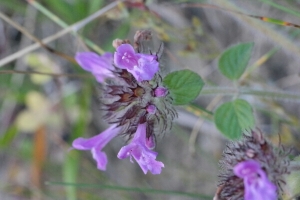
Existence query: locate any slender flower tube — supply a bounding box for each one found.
[72,125,120,170]
[75,52,114,83]
[234,160,277,200]
[117,123,164,174]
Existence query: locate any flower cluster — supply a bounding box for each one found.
[72,31,177,174]
[214,129,290,200]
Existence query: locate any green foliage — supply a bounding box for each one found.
[162,69,204,105]
[63,151,80,200]
[214,99,255,139]
[103,21,131,52]
[0,0,26,13]
[286,156,300,197]
[41,0,103,23]
[218,42,254,80]
[0,125,18,148]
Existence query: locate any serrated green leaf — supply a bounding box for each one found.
[218,42,254,80]
[214,99,255,139]
[162,69,204,105]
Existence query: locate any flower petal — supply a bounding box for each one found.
[234,159,261,178]
[234,160,277,200]
[72,135,102,150]
[117,123,164,174]
[117,143,138,159]
[114,44,138,70]
[75,52,114,82]
[72,125,120,170]
[131,146,164,174]
[91,147,108,170]
[128,54,159,81]
[244,174,277,200]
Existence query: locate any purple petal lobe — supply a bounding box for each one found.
[128,54,159,81]
[114,44,138,70]
[72,124,120,171]
[91,148,108,170]
[117,123,164,174]
[234,159,261,178]
[234,160,277,200]
[75,52,114,83]
[114,44,159,81]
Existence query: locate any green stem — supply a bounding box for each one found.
[201,86,300,102]
[45,182,212,199]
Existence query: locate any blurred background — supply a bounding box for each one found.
[0,0,300,199]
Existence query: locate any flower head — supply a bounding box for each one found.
[234,160,277,200]
[75,52,114,83]
[72,30,177,174]
[214,129,290,200]
[117,123,164,174]
[72,125,120,170]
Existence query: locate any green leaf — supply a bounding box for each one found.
[218,42,254,80]
[214,99,255,139]
[162,69,204,105]
[286,156,300,197]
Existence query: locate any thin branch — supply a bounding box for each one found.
[0,0,124,67]
[201,86,300,102]
[0,70,92,78]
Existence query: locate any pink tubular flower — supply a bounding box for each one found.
[117,123,164,174]
[114,44,159,81]
[75,52,114,83]
[72,125,120,170]
[234,160,277,200]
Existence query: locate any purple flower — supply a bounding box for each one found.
[72,125,120,170]
[114,44,138,70]
[114,44,159,81]
[75,52,114,83]
[117,123,164,174]
[234,160,277,200]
